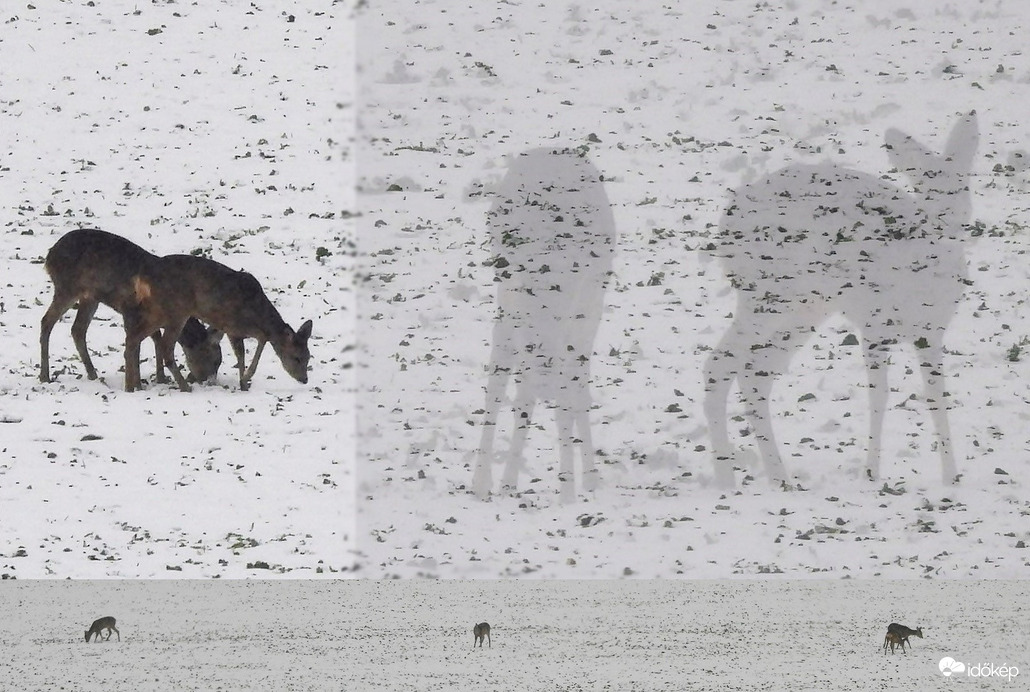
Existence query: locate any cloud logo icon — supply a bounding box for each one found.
[939,657,966,676]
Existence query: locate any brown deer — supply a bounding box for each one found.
[84,616,119,643]
[887,622,923,652]
[704,114,978,487]
[124,253,312,392]
[40,228,223,385]
[883,630,904,654]
[473,622,491,648]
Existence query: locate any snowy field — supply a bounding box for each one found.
[0,579,1025,690]
[358,0,1030,578]
[0,1,356,577]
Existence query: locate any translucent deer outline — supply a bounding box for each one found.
[472,146,615,501]
[703,114,979,487]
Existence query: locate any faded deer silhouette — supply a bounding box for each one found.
[84,616,119,643]
[40,228,223,385]
[704,114,978,487]
[472,147,615,501]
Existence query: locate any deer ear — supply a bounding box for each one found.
[296,320,313,341]
[943,112,979,171]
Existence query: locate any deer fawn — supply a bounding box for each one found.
[177,313,225,384]
[704,114,978,487]
[473,622,491,648]
[887,622,923,652]
[40,228,223,385]
[883,630,905,654]
[124,253,312,392]
[471,147,615,501]
[84,616,119,643]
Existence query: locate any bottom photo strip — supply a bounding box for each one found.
[0,579,1023,690]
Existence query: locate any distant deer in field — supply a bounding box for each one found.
[124,253,312,392]
[887,622,923,652]
[704,113,979,487]
[84,616,119,643]
[473,622,491,648]
[40,228,223,385]
[471,147,615,501]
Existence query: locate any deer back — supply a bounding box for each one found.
[87,616,116,632]
[45,228,157,313]
[138,254,289,341]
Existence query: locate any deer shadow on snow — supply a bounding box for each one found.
[472,147,616,502]
[703,113,979,488]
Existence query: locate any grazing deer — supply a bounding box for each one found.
[40,228,223,385]
[887,622,923,651]
[704,114,979,487]
[883,630,905,654]
[473,622,491,648]
[176,313,225,384]
[124,254,312,392]
[84,616,119,643]
[471,147,615,501]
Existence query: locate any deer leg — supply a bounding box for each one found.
[555,404,577,502]
[68,299,100,380]
[740,371,788,483]
[570,374,597,492]
[739,342,796,484]
[474,319,517,498]
[863,347,889,481]
[922,348,957,483]
[474,363,512,498]
[157,322,191,392]
[152,330,168,383]
[573,406,598,493]
[474,391,502,498]
[241,339,267,389]
[578,421,598,493]
[473,408,499,499]
[123,313,148,393]
[229,337,248,390]
[703,328,745,488]
[500,384,536,492]
[39,292,78,382]
[555,371,595,501]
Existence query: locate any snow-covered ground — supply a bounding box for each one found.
[358,1,1030,577]
[0,579,1025,690]
[0,1,355,577]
